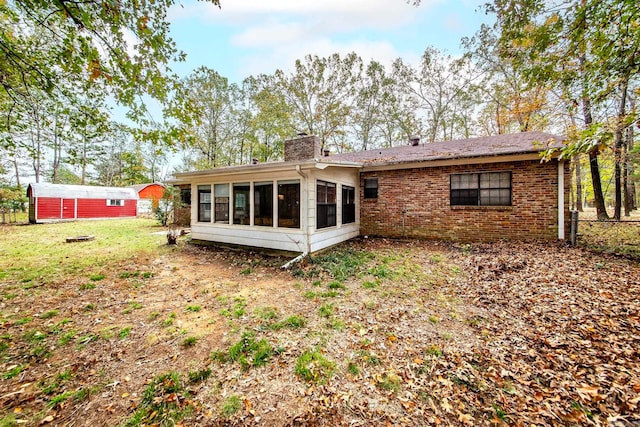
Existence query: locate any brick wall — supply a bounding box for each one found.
[284,135,321,161]
[360,160,569,241]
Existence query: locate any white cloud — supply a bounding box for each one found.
[237,37,409,78]
[170,0,444,30]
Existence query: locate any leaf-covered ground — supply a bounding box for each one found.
[1,231,639,426]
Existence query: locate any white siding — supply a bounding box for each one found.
[192,224,306,253]
[187,164,361,253]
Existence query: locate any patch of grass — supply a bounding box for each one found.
[48,391,74,408]
[318,303,334,318]
[362,281,378,289]
[58,330,76,346]
[3,292,18,300]
[23,329,46,342]
[119,271,139,279]
[270,315,306,330]
[428,315,439,324]
[308,246,374,281]
[376,371,402,393]
[425,344,443,357]
[163,312,176,326]
[328,281,345,290]
[181,336,198,347]
[327,318,345,330]
[185,305,202,313]
[128,301,143,310]
[369,264,392,279]
[347,362,360,376]
[295,350,335,384]
[188,368,212,384]
[16,316,33,325]
[227,331,274,370]
[77,333,99,347]
[89,274,105,281]
[0,414,17,427]
[40,309,58,319]
[302,291,317,299]
[579,222,640,259]
[357,350,381,366]
[254,306,278,320]
[79,283,96,290]
[319,290,339,298]
[118,327,132,339]
[240,267,252,275]
[148,311,160,321]
[3,364,25,379]
[220,395,242,418]
[123,372,193,427]
[84,303,95,311]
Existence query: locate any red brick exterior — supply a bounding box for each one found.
[360,160,569,241]
[284,135,321,161]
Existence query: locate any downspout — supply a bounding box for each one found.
[558,160,565,240]
[282,165,310,270]
[295,164,311,255]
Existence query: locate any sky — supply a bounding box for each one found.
[164,0,494,83]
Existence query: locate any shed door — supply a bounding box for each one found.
[62,198,75,219]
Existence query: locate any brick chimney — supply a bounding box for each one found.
[284,134,321,161]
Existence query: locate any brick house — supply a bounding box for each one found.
[171,132,568,253]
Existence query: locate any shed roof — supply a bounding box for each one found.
[328,132,564,166]
[27,183,138,200]
[128,183,165,192]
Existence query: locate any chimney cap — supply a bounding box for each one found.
[297,132,308,137]
[410,135,420,146]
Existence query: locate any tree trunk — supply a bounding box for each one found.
[575,156,583,211]
[580,69,608,220]
[13,156,21,190]
[613,81,628,221]
[624,123,636,215]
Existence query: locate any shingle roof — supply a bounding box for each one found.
[27,183,138,200]
[327,132,564,166]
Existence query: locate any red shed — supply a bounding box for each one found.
[27,183,138,224]
[129,183,166,215]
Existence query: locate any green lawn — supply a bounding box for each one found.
[0,218,168,284]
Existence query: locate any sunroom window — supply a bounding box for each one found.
[317,180,336,229]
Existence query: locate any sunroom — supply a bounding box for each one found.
[172,150,361,254]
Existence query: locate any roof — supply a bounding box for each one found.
[128,183,165,192]
[171,132,564,182]
[328,132,564,166]
[27,183,138,200]
[172,159,362,181]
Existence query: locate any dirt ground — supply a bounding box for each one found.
[1,238,639,426]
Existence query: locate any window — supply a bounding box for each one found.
[278,180,300,228]
[450,172,512,206]
[364,178,378,199]
[106,199,124,207]
[197,185,211,222]
[342,185,355,224]
[254,182,273,226]
[214,184,229,223]
[180,188,191,206]
[316,180,336,229]
[233,183,250,225]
